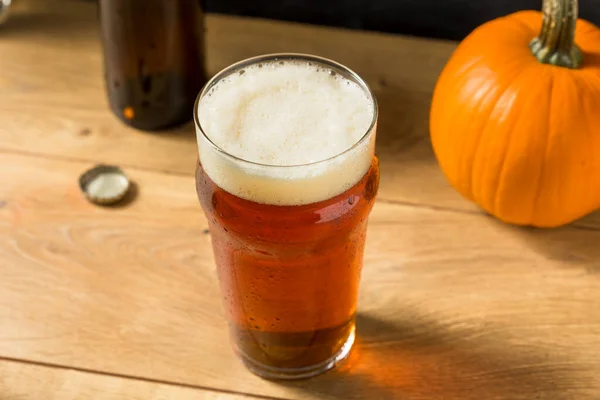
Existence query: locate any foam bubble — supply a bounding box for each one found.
[196,59,376,205]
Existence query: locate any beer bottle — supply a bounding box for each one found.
[99,0,207,131]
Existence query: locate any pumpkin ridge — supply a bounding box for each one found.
[490,98,523,220]
[581,101,595,220]
[489,65,553,225]
[571,73,600,221]
[531,73,554,224]
[469,62,531,211]
[486,70,533,217]
[464,79,499,201]
[431,56,482,195]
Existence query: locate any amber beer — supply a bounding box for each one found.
[194,54,378,379]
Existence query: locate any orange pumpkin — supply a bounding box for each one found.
[430,0,600,228]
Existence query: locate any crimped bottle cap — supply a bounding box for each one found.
[79,165,130,205]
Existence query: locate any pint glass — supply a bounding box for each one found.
[194,54,379,379]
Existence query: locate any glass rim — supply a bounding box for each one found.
[193,53,378,169]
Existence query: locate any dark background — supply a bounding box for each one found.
[203,0,600,40]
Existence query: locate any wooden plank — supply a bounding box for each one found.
[0,0,461,204]
[0,359,271,399]
[5,0,600,230]
[2,152,600,399]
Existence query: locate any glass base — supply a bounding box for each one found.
[237,327,355,380]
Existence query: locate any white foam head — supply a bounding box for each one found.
[195,55,377,206]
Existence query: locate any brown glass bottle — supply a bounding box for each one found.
[99,0,206,131]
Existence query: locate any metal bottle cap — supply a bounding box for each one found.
[79,165,131,205]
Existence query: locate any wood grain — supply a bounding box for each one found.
[0,358,266,399]
[4,1,600,399]
[2,151,600,399]
[0,0,460,206]
[4,0,600,231]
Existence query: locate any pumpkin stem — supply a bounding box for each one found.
[529,0,582,68]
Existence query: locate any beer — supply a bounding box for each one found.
[99,0,206,131]
[194,54,378,379]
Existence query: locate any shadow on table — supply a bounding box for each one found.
[497,211,600,276]
[277,312,576,400]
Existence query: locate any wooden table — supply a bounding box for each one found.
[2,1,600,399]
